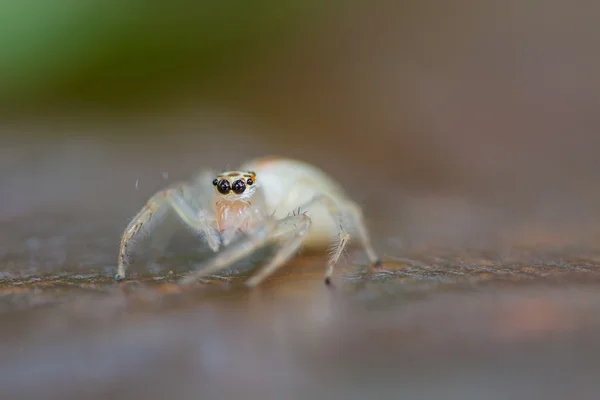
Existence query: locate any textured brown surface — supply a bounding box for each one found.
[2,254,600,400]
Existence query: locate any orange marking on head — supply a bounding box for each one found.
[253,156,284,169]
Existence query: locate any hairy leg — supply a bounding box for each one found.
[283,193,351,285]
[116,184,218,280]
[245,214,312,287]
[278,177,380,283]
[178,218,279,285]
[345,201,382,267]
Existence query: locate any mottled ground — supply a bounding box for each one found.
[3,228,600,400]
[3,133,600,400]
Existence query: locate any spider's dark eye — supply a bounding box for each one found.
[232,179,246,194]
[217,180,231,194]
[212,178,218,186]
[246,178,253,186]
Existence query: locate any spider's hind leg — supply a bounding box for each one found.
[292,193,351,285]
[345,201,382,268]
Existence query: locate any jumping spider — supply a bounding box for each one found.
[116,156,381,287]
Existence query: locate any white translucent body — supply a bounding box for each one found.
[116,156,380,287]
[241,158,347,248]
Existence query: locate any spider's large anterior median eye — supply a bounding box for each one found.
[217,180,231,194]
[232,179,246,194]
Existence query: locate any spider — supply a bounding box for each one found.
[115,156,382,287]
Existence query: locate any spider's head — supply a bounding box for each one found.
[212,170,257,201]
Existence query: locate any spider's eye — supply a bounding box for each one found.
[217,180,231,194]
[246,178,253,186]
[232,179,246,194]
[212,178,218,186]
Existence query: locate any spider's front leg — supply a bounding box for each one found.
[245,213,312,287]
[116,183,219,281]
[178,213,311,286]
[178,216,279,285]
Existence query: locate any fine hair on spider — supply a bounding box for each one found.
[115,156,382,287]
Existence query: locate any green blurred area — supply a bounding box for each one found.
[0,1,331,108]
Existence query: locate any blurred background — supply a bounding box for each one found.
[3,0,600,246]
[2,1,600,399]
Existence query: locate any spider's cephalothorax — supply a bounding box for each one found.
[212,170,258,233]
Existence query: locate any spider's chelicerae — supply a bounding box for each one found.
[116,156,381,287]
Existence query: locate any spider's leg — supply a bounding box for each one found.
[116,183,218,280]
[178,218,278,285]
[291,193,351,285]
[245,214,311,287]
[299,194,381,284]
[344,201,382,267]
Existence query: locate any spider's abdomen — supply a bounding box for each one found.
[241,157,352,248]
